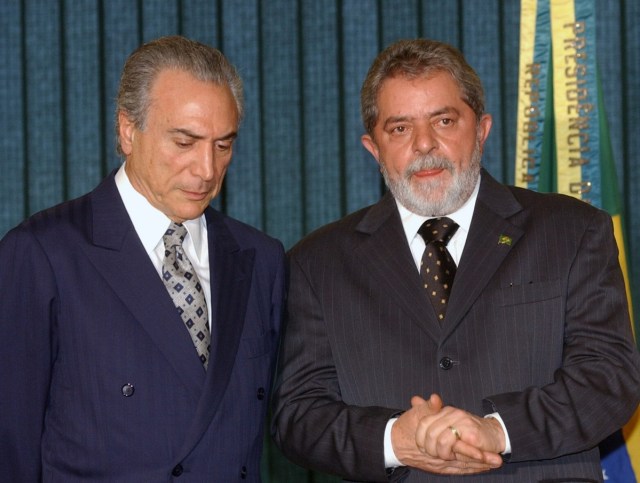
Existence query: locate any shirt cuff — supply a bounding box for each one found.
[484,412,511,454]
[384,418,404,468]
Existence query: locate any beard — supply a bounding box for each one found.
[380,140,482,217]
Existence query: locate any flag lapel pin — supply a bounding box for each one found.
[498,234,512,246]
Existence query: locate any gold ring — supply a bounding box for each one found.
[449,426,461,440]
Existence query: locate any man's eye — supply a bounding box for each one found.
[176,140,193,148]
[392,126,407,134]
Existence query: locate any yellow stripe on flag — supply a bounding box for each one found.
[515,0,539,189]
[550,0,584,199]
[612,214,635,334]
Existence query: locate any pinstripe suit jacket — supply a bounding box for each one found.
[272,169,640,483]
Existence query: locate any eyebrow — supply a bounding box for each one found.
[382,116,413,130]
[382,106,461,130]
[168,127,238,142]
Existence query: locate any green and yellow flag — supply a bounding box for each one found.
[515,0,639,480]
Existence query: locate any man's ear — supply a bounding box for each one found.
[118,111,136,156]
[361,133,380,163]
[477,113,493,150]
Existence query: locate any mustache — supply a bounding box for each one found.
[404,155,455,177]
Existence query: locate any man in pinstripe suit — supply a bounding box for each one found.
[271,39,640,482]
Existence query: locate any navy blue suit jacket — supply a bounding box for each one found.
[0,172,286,482]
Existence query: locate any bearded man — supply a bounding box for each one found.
[270,38,640,483]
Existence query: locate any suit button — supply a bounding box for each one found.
[257,387,265,400]
[172,464,183,476]
[240,466,247,479]
[121,383,135,397]
[439,357,454,370]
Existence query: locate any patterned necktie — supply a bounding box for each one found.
[162,222,211,369]
[418,217,459,322]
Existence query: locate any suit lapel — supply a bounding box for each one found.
[87,175,256,457]
[443,170,525,337]
[355,193,442,343]
[177,207,255,460]
[83,173,206,401]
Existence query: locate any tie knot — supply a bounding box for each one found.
[163,222,187,250]
[418,217,459,245]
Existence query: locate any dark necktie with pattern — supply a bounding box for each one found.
[162,222,211,369]
[418,217,459,322]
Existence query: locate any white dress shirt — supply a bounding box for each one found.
[383,179,511,467]
[114,164,212,327]
[398,179,478,271]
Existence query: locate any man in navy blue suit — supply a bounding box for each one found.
[0,36,285,482]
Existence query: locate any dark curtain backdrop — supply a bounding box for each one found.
[1,1,638,481]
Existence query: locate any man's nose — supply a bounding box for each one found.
[192,143,215,180]
[413,124,437,155]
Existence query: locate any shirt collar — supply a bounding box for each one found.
[396,176,480,242]
[114,163,206,260]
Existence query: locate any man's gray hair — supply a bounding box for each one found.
[115,35,243,155]
[360,38,485,135]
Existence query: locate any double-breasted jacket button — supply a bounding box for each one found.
[240,466,247,479]
[439,357,454,370]
[257,387,265,400]
[171,464,183,477]
[121,383,135,397]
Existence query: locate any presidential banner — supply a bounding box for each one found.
[515,0,639,481]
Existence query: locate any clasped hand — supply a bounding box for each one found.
[391,394,505,475]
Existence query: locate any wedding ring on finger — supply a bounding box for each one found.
[449,426,462,440]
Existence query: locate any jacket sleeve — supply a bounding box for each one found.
[270,251,406,482]
[483,209,640,461]
[0,225,57,481]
